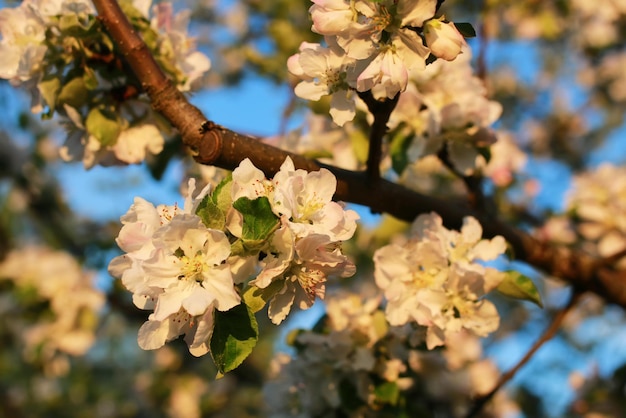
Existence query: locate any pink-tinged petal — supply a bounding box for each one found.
[108,254,132,279]
[142,249,183,287]
[202,229,231,264]
[329,90,356,126]
[153,281,194,320]
[399,0,437,27]
[471,236,507,261]
[423,20,465,61]
[268,282,296,324]
[137,319,169,350]
[425,324,446,349]
[394,30,429,70]
[294,80,329,101]
[186,307,215,356]
[201,265,240,311]
[182,286,215,316]
[116,222,155,255]
[287,53,305,77]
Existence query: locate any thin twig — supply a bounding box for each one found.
[437,143,489,212]
[465,292,582,418]
[357,91,400,181]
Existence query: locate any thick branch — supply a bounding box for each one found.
[93,0,626,309]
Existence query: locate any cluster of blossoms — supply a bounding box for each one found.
[280,46,504,182]
[390,47,503,176]
[108,157,358,356]
[0,0,210,168]
[570,0,626,48]
[567,163,626,261]
[288,0,467,126]
[374,212,506,349]
[0,246,104,373]
[264,291,517,417]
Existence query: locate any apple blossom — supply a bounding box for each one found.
[108,178,241,356]
[374,212,506,349]
[423,18,466,61]
[567,163,626,261]
[232,157,359,324]
[288,41,358,126]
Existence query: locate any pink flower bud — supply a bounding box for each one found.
[423,19,465,61]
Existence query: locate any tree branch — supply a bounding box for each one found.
[357,90,400,181]
[93,0,626,309]
[465,292,582,418]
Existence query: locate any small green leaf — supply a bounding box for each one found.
[374,381,400,405]
[85,107,121,146]
[210,303,259,375]
[477,145,492,165]
[389,128,413,175]
[232,196,280,242]
[454,22,476,38]
[58,13,96,36]
[196,198,226,231]
[496,271,543,308]
[242,281,285,313]
[350,129,370,164]
[38,76,61,112]
[83,67,98,90]
[57,77,89,109]
[212,175,233,213]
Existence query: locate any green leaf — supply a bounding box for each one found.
[83,67,98,90]
[242,281,285,313]
[195,176,232,230]
[389,128,413,175]
[455,22,476,38]
[57,77,89,109]
[85,107,121,146]
[38,76,61,112]
[196,197,226,231]
[374,381,400,406]
[477,145,492,165]
[350,129,370,165]
[210,303,259,375]
[212,175,233,213]
[58,14,82,34]
[496,271,543,308]
[232,196,280,242]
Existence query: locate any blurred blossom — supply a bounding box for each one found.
[568,164,626,260]
[0,246,104,370]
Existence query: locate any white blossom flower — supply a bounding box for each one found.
[567,164,626,260]
[151,3,211,90]
[108,178,239,356]
[288,41,358,126]
[271,157,359,241]
[112,124,165,164]
[374,212,506,349]
[0,2,47,84]
[230,157,359,324]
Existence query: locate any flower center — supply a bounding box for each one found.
[179,253,205,283]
